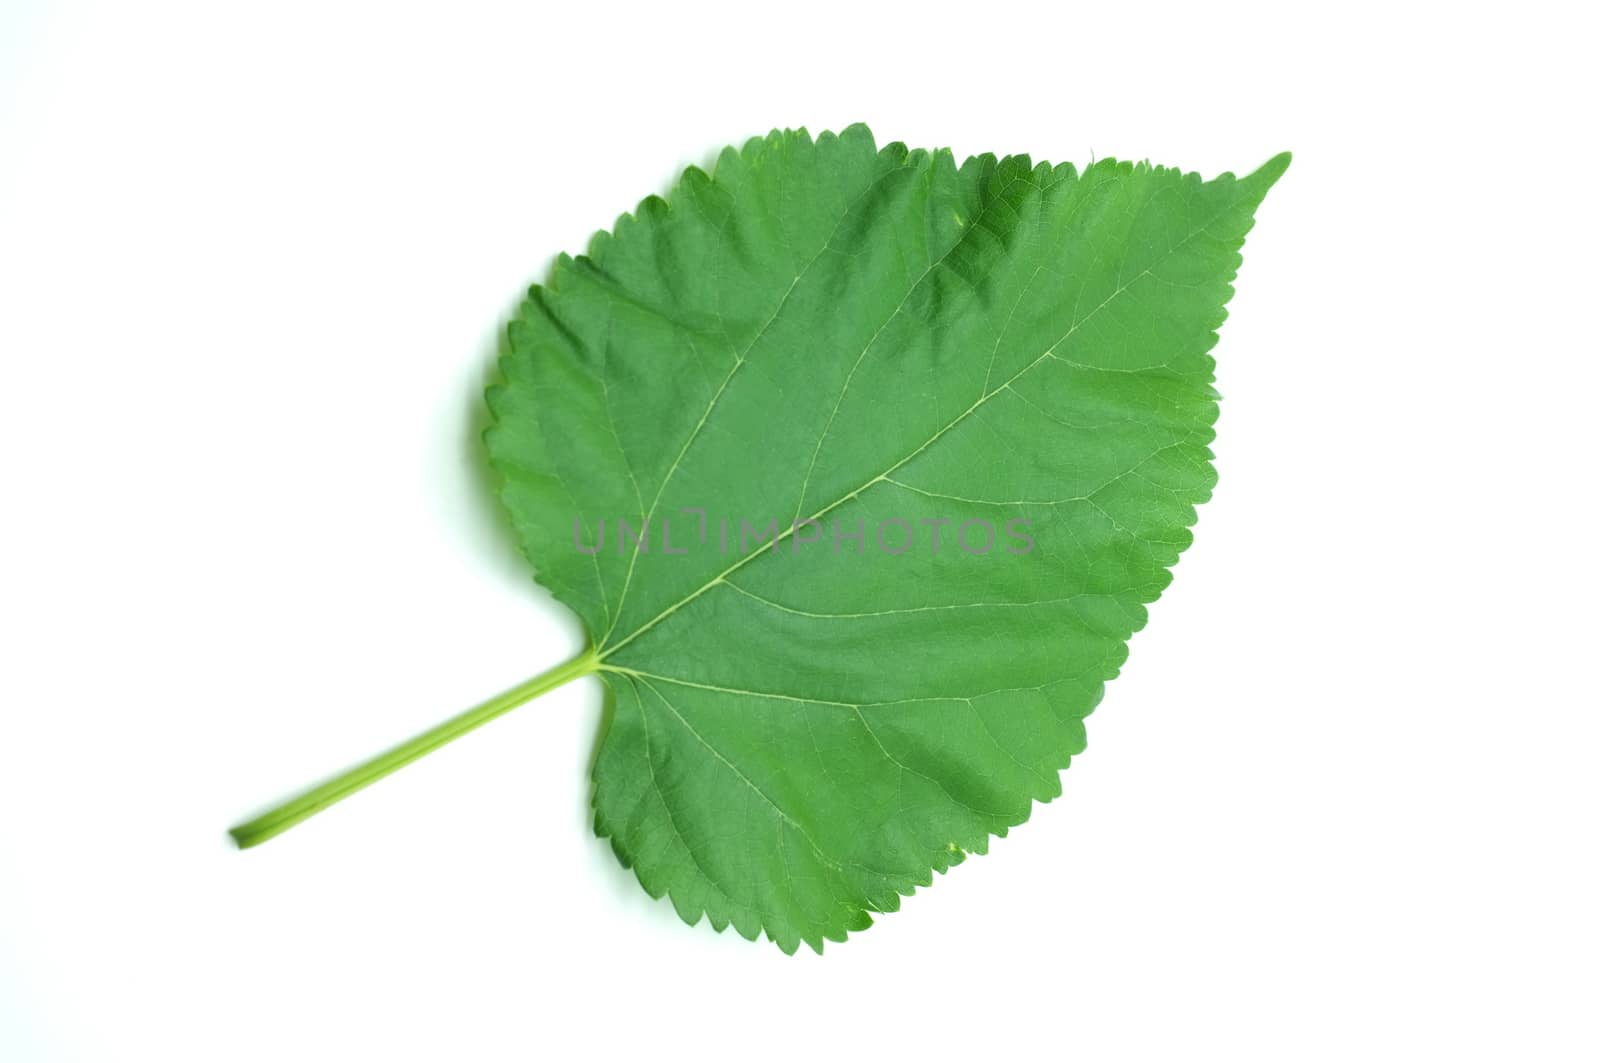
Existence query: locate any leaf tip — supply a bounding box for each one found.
[1248,150,1293,190]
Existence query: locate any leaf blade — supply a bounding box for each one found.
[487,126,1287,951]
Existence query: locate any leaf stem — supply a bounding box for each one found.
[228,648,600,849]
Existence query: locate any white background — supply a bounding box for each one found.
[2,1,1595,1059]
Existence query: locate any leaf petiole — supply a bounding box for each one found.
[228,648,600,849]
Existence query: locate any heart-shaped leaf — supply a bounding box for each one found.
[232,124,1288,954]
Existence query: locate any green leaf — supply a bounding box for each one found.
[486,125,1287,952]
[229,124,1287,955]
